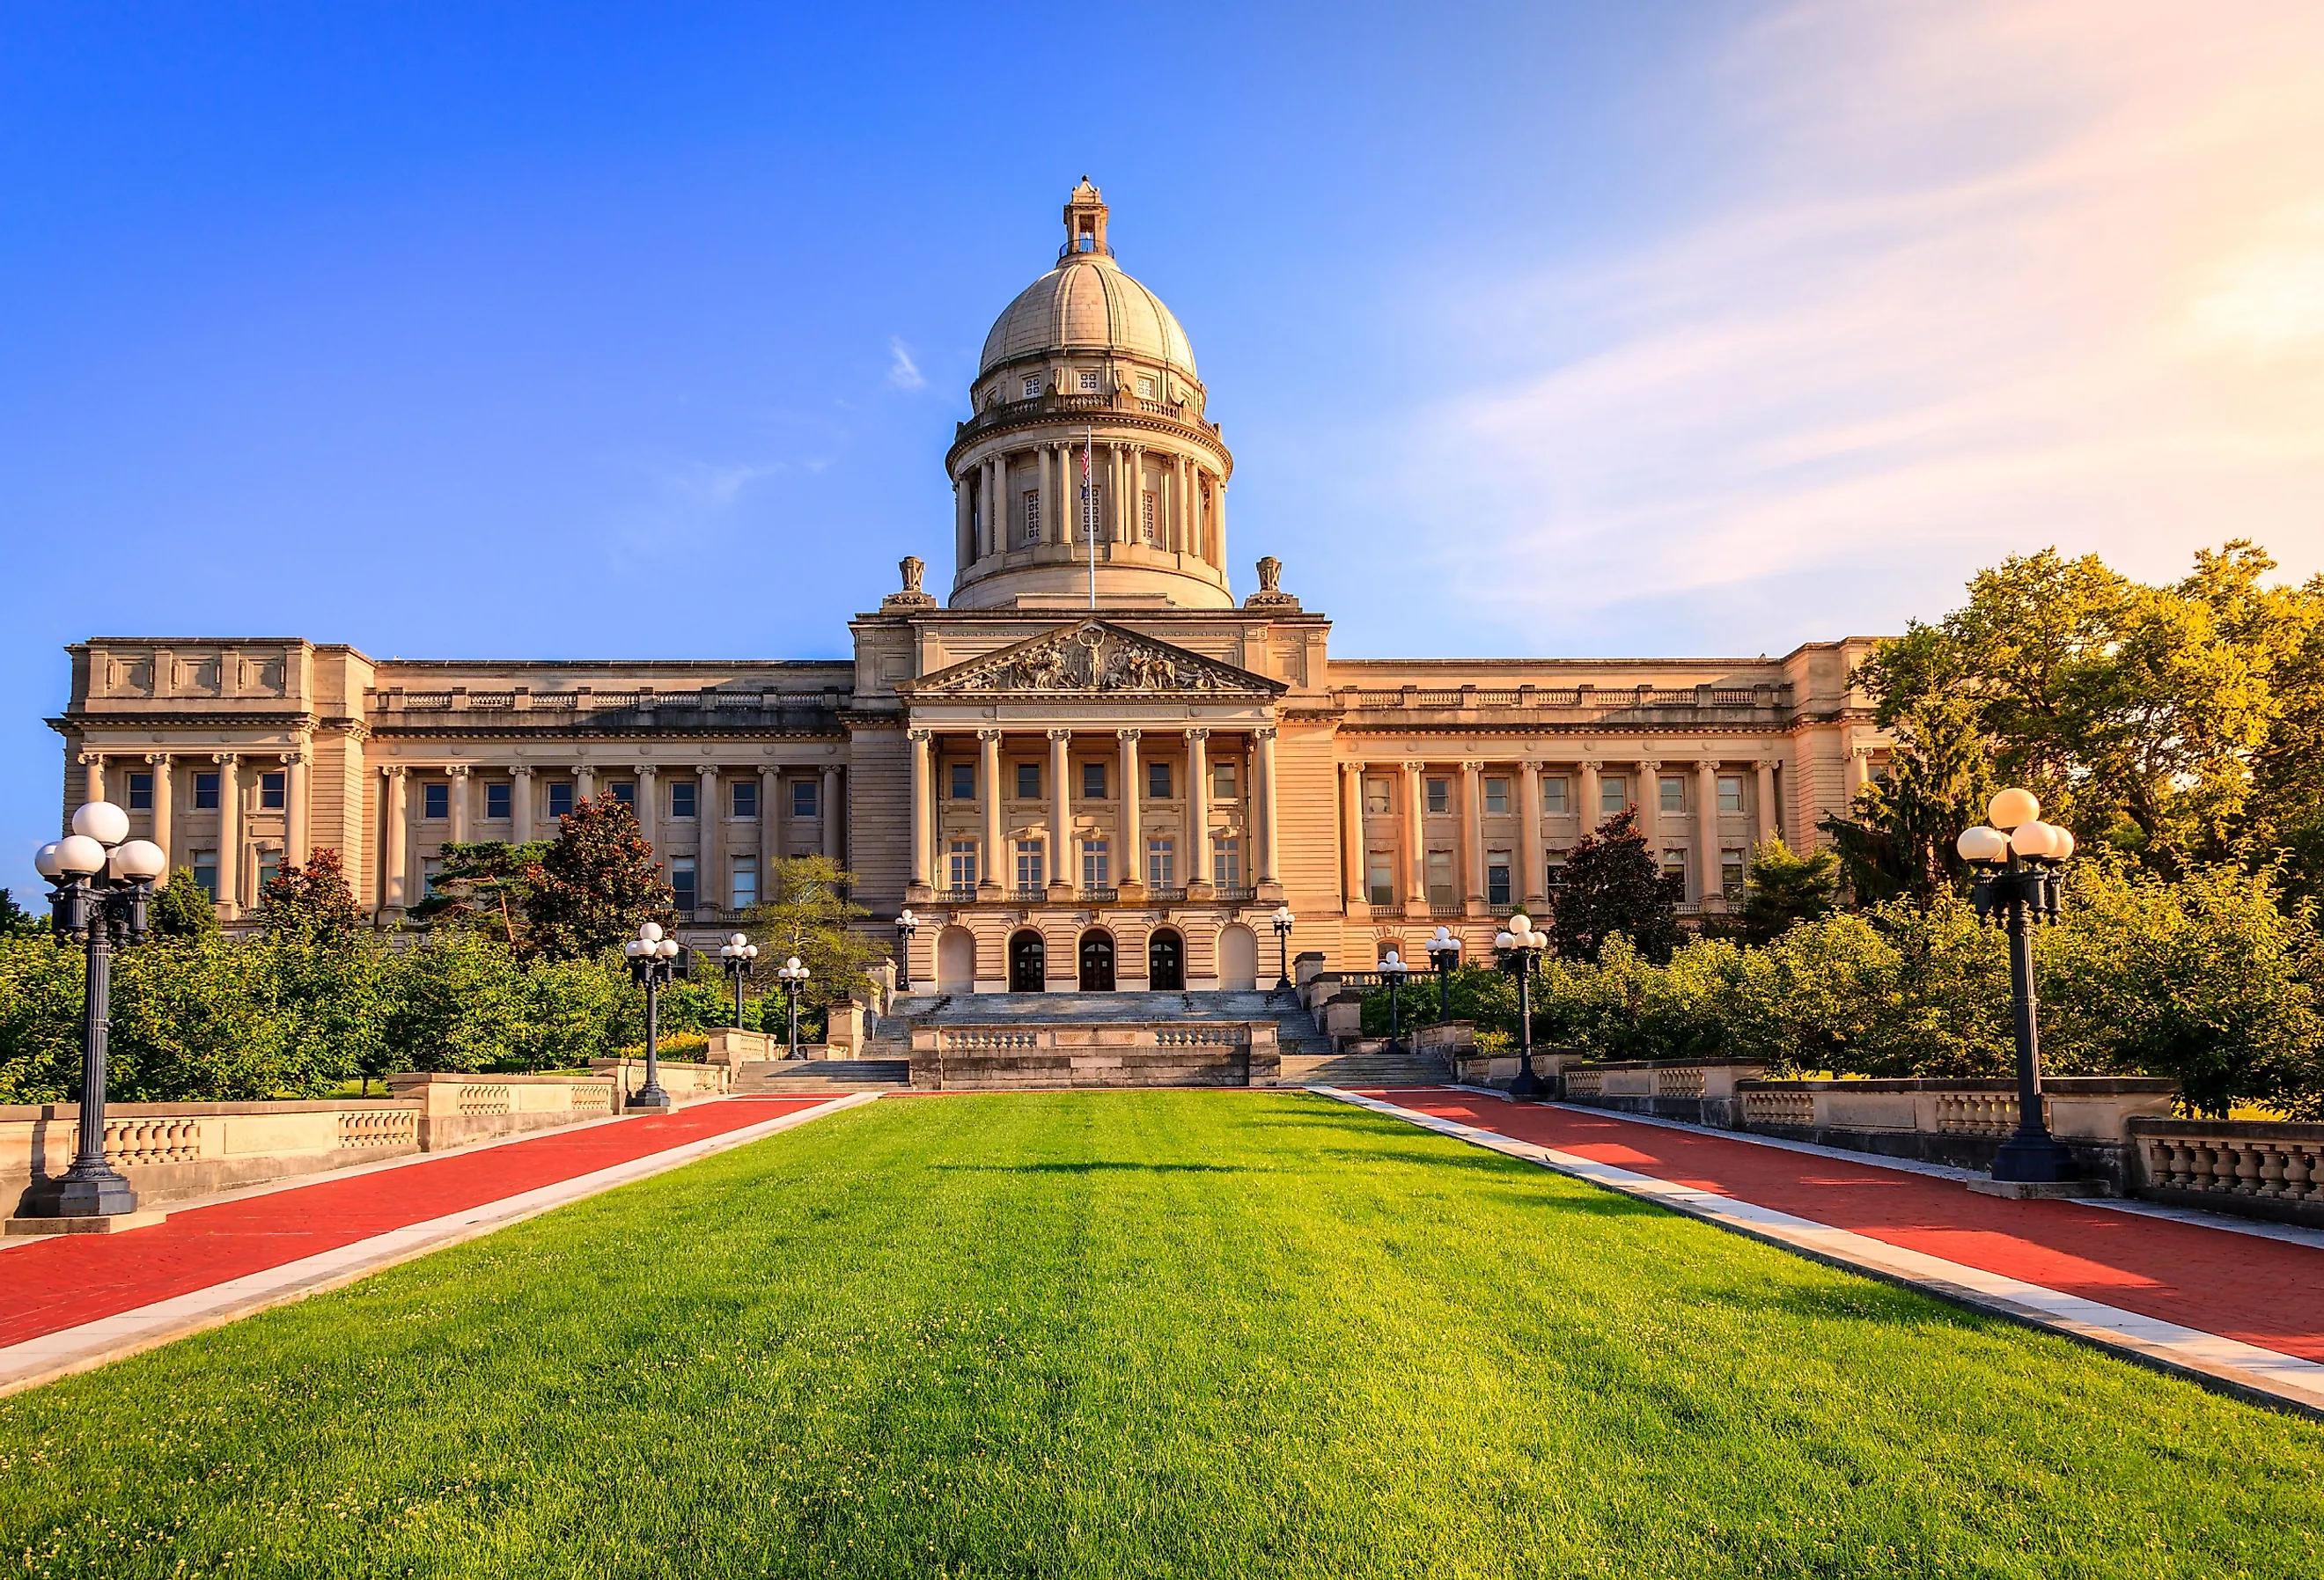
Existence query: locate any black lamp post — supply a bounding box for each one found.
[894,908,918,992]
[1959,789,2079,1183]
[1425,925,1461,1020]
[20,804,167,1221]
[718,932,759,1028]
[1270,904,1296,994]
[622,922,680,1110]
[1497,911,1548,1099]
[777,954,812,1061]
[1379,950,1408,1053]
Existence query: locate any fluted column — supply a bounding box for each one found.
[1047,729,1072,898]
[1117,729,1144,898]
[1695,760,1722,907]
[511,766,535,844]
[908,730,933,896]
[978,729,1004,895]
[1756,759,1779,847]
[1519,761,1546,907]
[215,753,241,916]
[148,753,174,875]
[821,766,842,860]
[955,481,971,568]
[1461,760,1485,914]
[1636,760,1661,846]
[449,763,472,844]
[285,751,309,864]
[1579,761,1602,836]
[699,764,723,911]
[636,766,658,857]
[1401,760,1425,912]
[1340,761,1364,908]
[381,766,408,914]
[1255,727,1281,893]
[1185,729,1210,897]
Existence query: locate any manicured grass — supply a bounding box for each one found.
[2,1091,2318,1578]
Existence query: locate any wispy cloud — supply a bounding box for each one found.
[887,337,926,390]
[1400,0,2324,642]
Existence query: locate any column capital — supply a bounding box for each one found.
[977,727,1003,743]
[77,750,105,766]
[1401,760,1426,775]
[1638,758,1662,773]
[213,751,239,766]
[908,728,933,745]
[1461,759,1485,774]
[380,763,407,780]
[1697,757,1722,772]
[279,749,305,766]
[144,751,172,766]
[1115,727,1142,743]
[1184,726,1210,742]
[1756,756,1783,769]
[636,763,658,778]
[447,762,470,778]
[697,761,718,777]
[1046,727,1072,743]
[1255,726,1277,742]
[511,763,535,778]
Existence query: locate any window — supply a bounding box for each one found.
[1148,760,1172,799]
[548,783,575,819]
[1077,370,1100,393]
[1016,761,1041,799]
[1136,374,1157,398]
[671,858,696,915]
[948,839,978,891]
[1141,491,1157,541]
[1426,850,1455,905]
[611,781,636,809]
[1484,776,1509,814]
[1488,855,1512,908]
[1426,778,1450,813]
[951,762,975,801]
[732,780,757,819]
[260,772,285,811]
[1212,760,1235,799]
[485,782,511,820]
[1721,849,1747,902]
[1364,777,1393,815]
[1600,775,1628,814]
[671,780,697,819]
[1661,849,1688,896]
[1023,489,1041,544]
[423,783,449,820]
[1021,375,1042,399]
[422,857,442,897]
[128,772,153,811]
[257,851,281,894]
[1659,775,1685,814]
[195,772,221,810]
[791,780,819,819]
[191,853,217,900]
[1213,837,1241,890]
[1718,775,1745,814]
[732,857,757,910]
[1082,761,1107,800]
[1366,852,1395,906]
[1082,839,1110,890]
[1015,840,1045,893]
[1547,853,1569,891]
[1146,836,1175,890]
[1544,775,1570,813]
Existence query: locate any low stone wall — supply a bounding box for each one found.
[1451,1048,1584,1091]
[2127,1117,2324,1228]
[4,1099,423,1211]
[1562,1060,1769,1128]
[909,1022,1281,1090]
[586,1059,732,1107]
[386,1072,617,1150]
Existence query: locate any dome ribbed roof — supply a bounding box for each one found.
[977,255,1199,380]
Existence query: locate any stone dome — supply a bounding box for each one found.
[976,180,1198,380]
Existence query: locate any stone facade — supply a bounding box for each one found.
[49,181,1891,985]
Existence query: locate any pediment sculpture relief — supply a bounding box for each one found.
[912,620,1279,697]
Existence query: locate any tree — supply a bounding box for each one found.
[0,889,48,940]
[1717,837,1842,944]
[742,856,892,1031]
[522,795,671,960]
[1546,809,1684,964]
[408,840,551,944]
[380,931,527,1074]
[255,848,361,941]
[1820,689,1994,906]
[149,867,221,940]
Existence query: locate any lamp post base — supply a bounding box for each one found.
[17,1167,141,1219]
[8,1209,168,1235]
[1506,1059,1542,1099]
[1990,1132,2080,1184]
[628,1085,673,1112]
[1966,1178,2106,1201]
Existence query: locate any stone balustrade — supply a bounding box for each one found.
[2128,1118,2324,1228]
[584,1059,732,1107]
[1552,1059,1768,1127]
[4,1098,424,1211]
[909,1021,1280,1090]
[387,1071,621,1148]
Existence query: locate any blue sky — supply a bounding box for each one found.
[4,2,2320,895]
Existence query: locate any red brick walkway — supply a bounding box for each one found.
[0,1098,830,1349]
[1364,1089,2324,1363]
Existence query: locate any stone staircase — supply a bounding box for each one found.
[732,1059,910,1095]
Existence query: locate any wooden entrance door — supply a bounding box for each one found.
[1148,930,1184,990]
[1077,931,1115,992]
[1009,931,1046,993]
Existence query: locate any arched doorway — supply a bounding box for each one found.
[1078,930,1116,992]
[936,926,976,994]
[1218,923,1259,991]
[1148,929,1184,991]
[1009,930,1046,993]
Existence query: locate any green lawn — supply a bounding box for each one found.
[2,1092,2317,1579]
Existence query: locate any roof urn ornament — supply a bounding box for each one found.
[884,554,938,609]
[1244,555,1298,609]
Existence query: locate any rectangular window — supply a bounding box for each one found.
[1022,375,1042,400]
[1212,760,1235,799]
[1016,761,1041,799]
[1136,374,1157,398]
[1015,840,1045,893]
[1488,855,1512,908]
[1600,775,1628,814]
[1426,849,1455,905]
[1547,852,1569,892]
[256,851,281,894]
[1721,849,1747,901]
[946,762,971,801]
[671,780,697,819]
[1082,839,1110,890]
[611,781,636,809]
[1543,775,1570,813]
[128,772,153,811]
[194,772,221,810]
[1146,836,1175,890]
[1426,778,1450,814]
[1484,776,1509,814]
[1659,775,1685,814]
[1082,761,1107,800]
[948,839,979,891]
[1366,852,1394,907]
[1024,489,1041,545]
[671,858,696,915]
[1717,775,1745,814]
[548,783,575,819]
[191,853,218,900]
[1141,491,1157,541]
[1149,760,1172,799]
[1077,370,1100,393]
[422,857,442,897]
[1661,849,1688,896]
[423,783,449,820]
[791,780,819,819]
[485,782,511,821]
[732,780,757,819]
[1364,777,1392,815]
[732,857,758,910]
[260,772,285,811]
[1213,837,1241,891]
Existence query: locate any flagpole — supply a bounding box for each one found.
[1084,426,1097,609]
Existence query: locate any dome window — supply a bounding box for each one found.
[1077,370,1100,393]
[1021,375,1041,400]
[1136,375,1158,399]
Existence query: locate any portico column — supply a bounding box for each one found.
[1756,759,1780,847]
[1340,761,1364,908]
[1636,760,1660,846]
[820,766,842,860]
[1460,760,1485,915]
[148,753,174,875]
[1185,729,1210,897]
[381,766,408,914]
[759,765,782,879]
[1401,760,1425,913]
[1177,456,1193,554]
[511,766,535,843]
[1579,761,1602,836]
[636,766,658,858]
[955,481,972,568]
[1213,478,1228,569]
[907,730,933,897]
[575,763,596,802]
[284,751,309,864]
[1117,729,1144,898]
[1255,727,1282,893]
[1846,743,1872,798]
[215,753,241,916]
[1695,760,1722,908]
[80,752,104,806]
[1046,729,1072,898]
[448,763,471,844]
[978,729,1004,895]
[1519,761,1546,908]
[699,764,723,911]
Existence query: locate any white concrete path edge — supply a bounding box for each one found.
[0,1092,885,1398]
[1319,1087,2324,1422]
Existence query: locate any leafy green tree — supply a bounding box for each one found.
[0,889,49,940]
[108,934,314,1099]
[523,796,671,960]
[409,840,552,944]
[1546,809,1683,964]
[1715,837,1842,944]
[149,867,221,940]
[381,931,527,1073]
[742,856,891,1029]
[512,952,639,1072]
[0,936,84,1101]
[1820,690,1994,906]
[255,848,361,941]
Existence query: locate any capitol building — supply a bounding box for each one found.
[54,180,1889,994]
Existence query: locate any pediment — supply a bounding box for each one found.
[902,620,1284,699]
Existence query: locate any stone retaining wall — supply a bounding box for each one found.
[2127,1117,2324,1228]
[908,1022,1280,1090]
[3,1098,423,1211]
[385,1072,618,1150]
